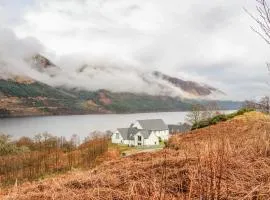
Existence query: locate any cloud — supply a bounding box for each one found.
[0,28,200,98]
[0,0,269,100]
[0,27,45,78]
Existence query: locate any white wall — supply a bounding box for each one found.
[134,132,144,146]
[151,130,169,141]
[111,131,135,146]
[144,132,159,146]
[111,131,123,144]
[112,126,169,146]
[133,121,169,141]
[122,140,134,145]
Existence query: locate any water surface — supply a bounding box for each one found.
[0,111,234,139]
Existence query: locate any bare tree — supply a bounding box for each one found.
[70,134,80,148]
[185,104,205,125]
[259,96,270,113]
[243,96,270,113]
[245,0,270,45]
[243,100,258,109]
[245,0,270,75]
[244,0,270,105]
[202,101,221,119]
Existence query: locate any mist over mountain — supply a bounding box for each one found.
[0,28,224,99]
[0,2,249,118]
[1,53,224,99]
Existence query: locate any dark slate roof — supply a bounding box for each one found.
[139,130,150,139]
[117,128,129,140]
[168,123,191,133]
[117,128,151,139]
[137,119,168,131]
[117,128,141,140]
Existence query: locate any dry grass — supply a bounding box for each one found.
[2,111,270,200]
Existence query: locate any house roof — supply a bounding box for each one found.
[117,128,151,140]
[168,123,191,133]
[117,128,140,140]
[137,119,168,131]
[138,130,150,139]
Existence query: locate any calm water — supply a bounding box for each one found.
[0,111,234,140]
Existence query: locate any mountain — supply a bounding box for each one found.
[32,54,56,69]
[152,71,225,96]
[28,55,224,98]
[0,55,242,117]
[0,78,241,117]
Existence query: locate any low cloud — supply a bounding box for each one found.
[0,27,44,78]
[0,28,201,98]
[0,0,269,100]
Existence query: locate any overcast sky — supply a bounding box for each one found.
[0,0,270,100]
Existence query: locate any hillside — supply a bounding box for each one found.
[0,54,243,117]
[0,79,241,117]
[3,111,270,199]
[152,71,225,96]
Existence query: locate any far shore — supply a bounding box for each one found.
[0,108,237,119]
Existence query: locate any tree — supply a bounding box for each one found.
[243,100,257,110]
[185,104,205,125]
[245,0,270,75]
[70,134,80,148]
[259,96,270,113]
[245,0,270,45]
[202,101,221,119]
[242,96,270,113]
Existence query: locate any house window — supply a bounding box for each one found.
[116,133,119,139]
[138,136,142,141]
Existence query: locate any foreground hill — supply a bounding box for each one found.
[3,112,270,199]
[0,79,241,117]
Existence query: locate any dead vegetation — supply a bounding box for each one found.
[0,136,109,187]
[2,112,270,200]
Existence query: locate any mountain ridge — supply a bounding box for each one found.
[25,54,224,98]
[0,54,241,117]
[0,78,241,117]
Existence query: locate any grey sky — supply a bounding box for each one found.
[0,0,270,100]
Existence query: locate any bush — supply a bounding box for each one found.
[191,108,254,130]
[210,114,227,124]
[0,134,28,156]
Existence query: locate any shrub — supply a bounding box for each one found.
[191,108,254,130]
[0,134,28,156]
[0,134,109,185]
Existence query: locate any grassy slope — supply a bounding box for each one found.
[0,79,242,116]
[3,112,270,200]
[0,80,103,116]
[102,91,192,113]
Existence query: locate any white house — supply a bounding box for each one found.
[111,119,169,146]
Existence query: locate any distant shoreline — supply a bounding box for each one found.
[0,108,237,119]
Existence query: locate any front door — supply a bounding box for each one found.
[137,135,142,146]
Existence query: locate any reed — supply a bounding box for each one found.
[3,112,270,200]
[0,135,108,186]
